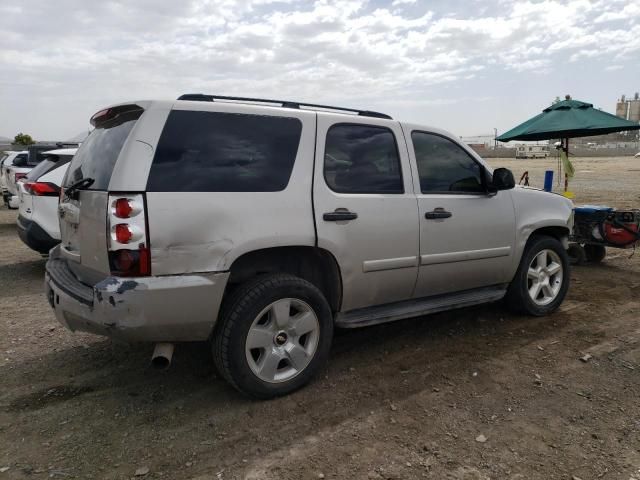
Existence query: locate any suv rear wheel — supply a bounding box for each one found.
[213,274,333,399]
[506,235,570,316]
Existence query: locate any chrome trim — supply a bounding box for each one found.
[362,256,419,272]
[420,246,511,266]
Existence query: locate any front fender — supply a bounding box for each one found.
[510,187,573,270]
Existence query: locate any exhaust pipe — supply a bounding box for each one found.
[151,343,174,370]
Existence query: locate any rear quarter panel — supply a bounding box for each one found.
[142,103,318,275]
[7,167,31,195]
[34,165,70,238]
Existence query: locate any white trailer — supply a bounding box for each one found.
[515,144,549,159]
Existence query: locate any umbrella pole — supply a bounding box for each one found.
[557,147,562,186]
[564,138,569,192]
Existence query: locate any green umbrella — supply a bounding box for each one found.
[497,96,640,142]
[496,95,640,194]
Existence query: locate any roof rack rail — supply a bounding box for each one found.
[177,94,392,120]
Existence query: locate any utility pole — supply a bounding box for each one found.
[493,128,497,149]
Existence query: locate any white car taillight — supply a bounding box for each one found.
[107,193,150,276]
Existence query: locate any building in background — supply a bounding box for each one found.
[574,93,640,148]
[616,93,640,122]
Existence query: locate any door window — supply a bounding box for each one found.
[324,124,403,194]
[411,132,485,194]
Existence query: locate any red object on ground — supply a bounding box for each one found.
[603,222,639,247]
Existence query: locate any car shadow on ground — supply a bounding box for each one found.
[0,221,19,233]
[3,300,568,414]
[0,259,47,298]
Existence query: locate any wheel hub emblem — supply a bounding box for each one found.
[274,332,288,346]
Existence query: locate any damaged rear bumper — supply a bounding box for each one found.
[44,247,229,342]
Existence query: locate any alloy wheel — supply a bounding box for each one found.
[527,249,563,306]
[245,298,320,383]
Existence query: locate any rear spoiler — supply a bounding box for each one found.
[90,104,144,128]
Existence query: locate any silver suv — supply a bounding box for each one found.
[45,95,574,398]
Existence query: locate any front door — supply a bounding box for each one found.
[313,115,420,312]
[404,129,516,298]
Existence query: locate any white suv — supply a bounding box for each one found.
[45,95,574,398]
[1,150,28,208]
[17,148,77,253]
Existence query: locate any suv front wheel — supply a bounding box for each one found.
[213,274,333,399]
[506,235,570,316]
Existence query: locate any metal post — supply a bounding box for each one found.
[564,138,569,192]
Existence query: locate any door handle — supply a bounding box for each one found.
[425,208,452,220]
[323,209,358,222]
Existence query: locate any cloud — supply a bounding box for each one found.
[0,0,638,138]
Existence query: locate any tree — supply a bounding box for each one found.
[13,133,35,145]
[552,96,562,105]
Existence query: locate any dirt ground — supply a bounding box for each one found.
[1,156,639,480]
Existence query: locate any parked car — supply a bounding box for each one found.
[635,152,640,157]
[4,144,79,209]
[45,95,574,398]
[1,150,28,208]
[17,148,77,254]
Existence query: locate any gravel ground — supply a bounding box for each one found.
[0,156,639,480]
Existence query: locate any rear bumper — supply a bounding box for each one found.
[45,247,230,343]
[17,215,59,254]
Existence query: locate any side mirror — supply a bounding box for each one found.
[490,167,515,191]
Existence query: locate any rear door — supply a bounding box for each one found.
[59,105,146,281]
[403,127,516,297]
[313,114,420,312]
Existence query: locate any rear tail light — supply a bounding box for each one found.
[25,182,60,197]
[107,194,150,277]
[114,198,133,218]
[15,172,27,182]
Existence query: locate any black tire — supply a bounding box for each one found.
[212,274,333,399]
[506,235,571,316]
[584,244,606,263]
[566,243,586,266]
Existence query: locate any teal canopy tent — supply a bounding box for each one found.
[497,96,640,142]
[497,95,640,193]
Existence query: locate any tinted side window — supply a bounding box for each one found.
[324,124,403,194]
[411,132,485,193]
[147,111,302,192]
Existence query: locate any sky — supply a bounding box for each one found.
[1,0,639,141]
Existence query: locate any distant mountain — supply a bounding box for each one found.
[0,135,10,142]
[66,130,90,143]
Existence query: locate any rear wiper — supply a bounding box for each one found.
[63,177,95,200]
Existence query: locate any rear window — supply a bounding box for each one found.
[146,110,302,192]
[26,155,73,181]
[65,106,143,190]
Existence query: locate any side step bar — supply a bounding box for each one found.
[335,286,507,329]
